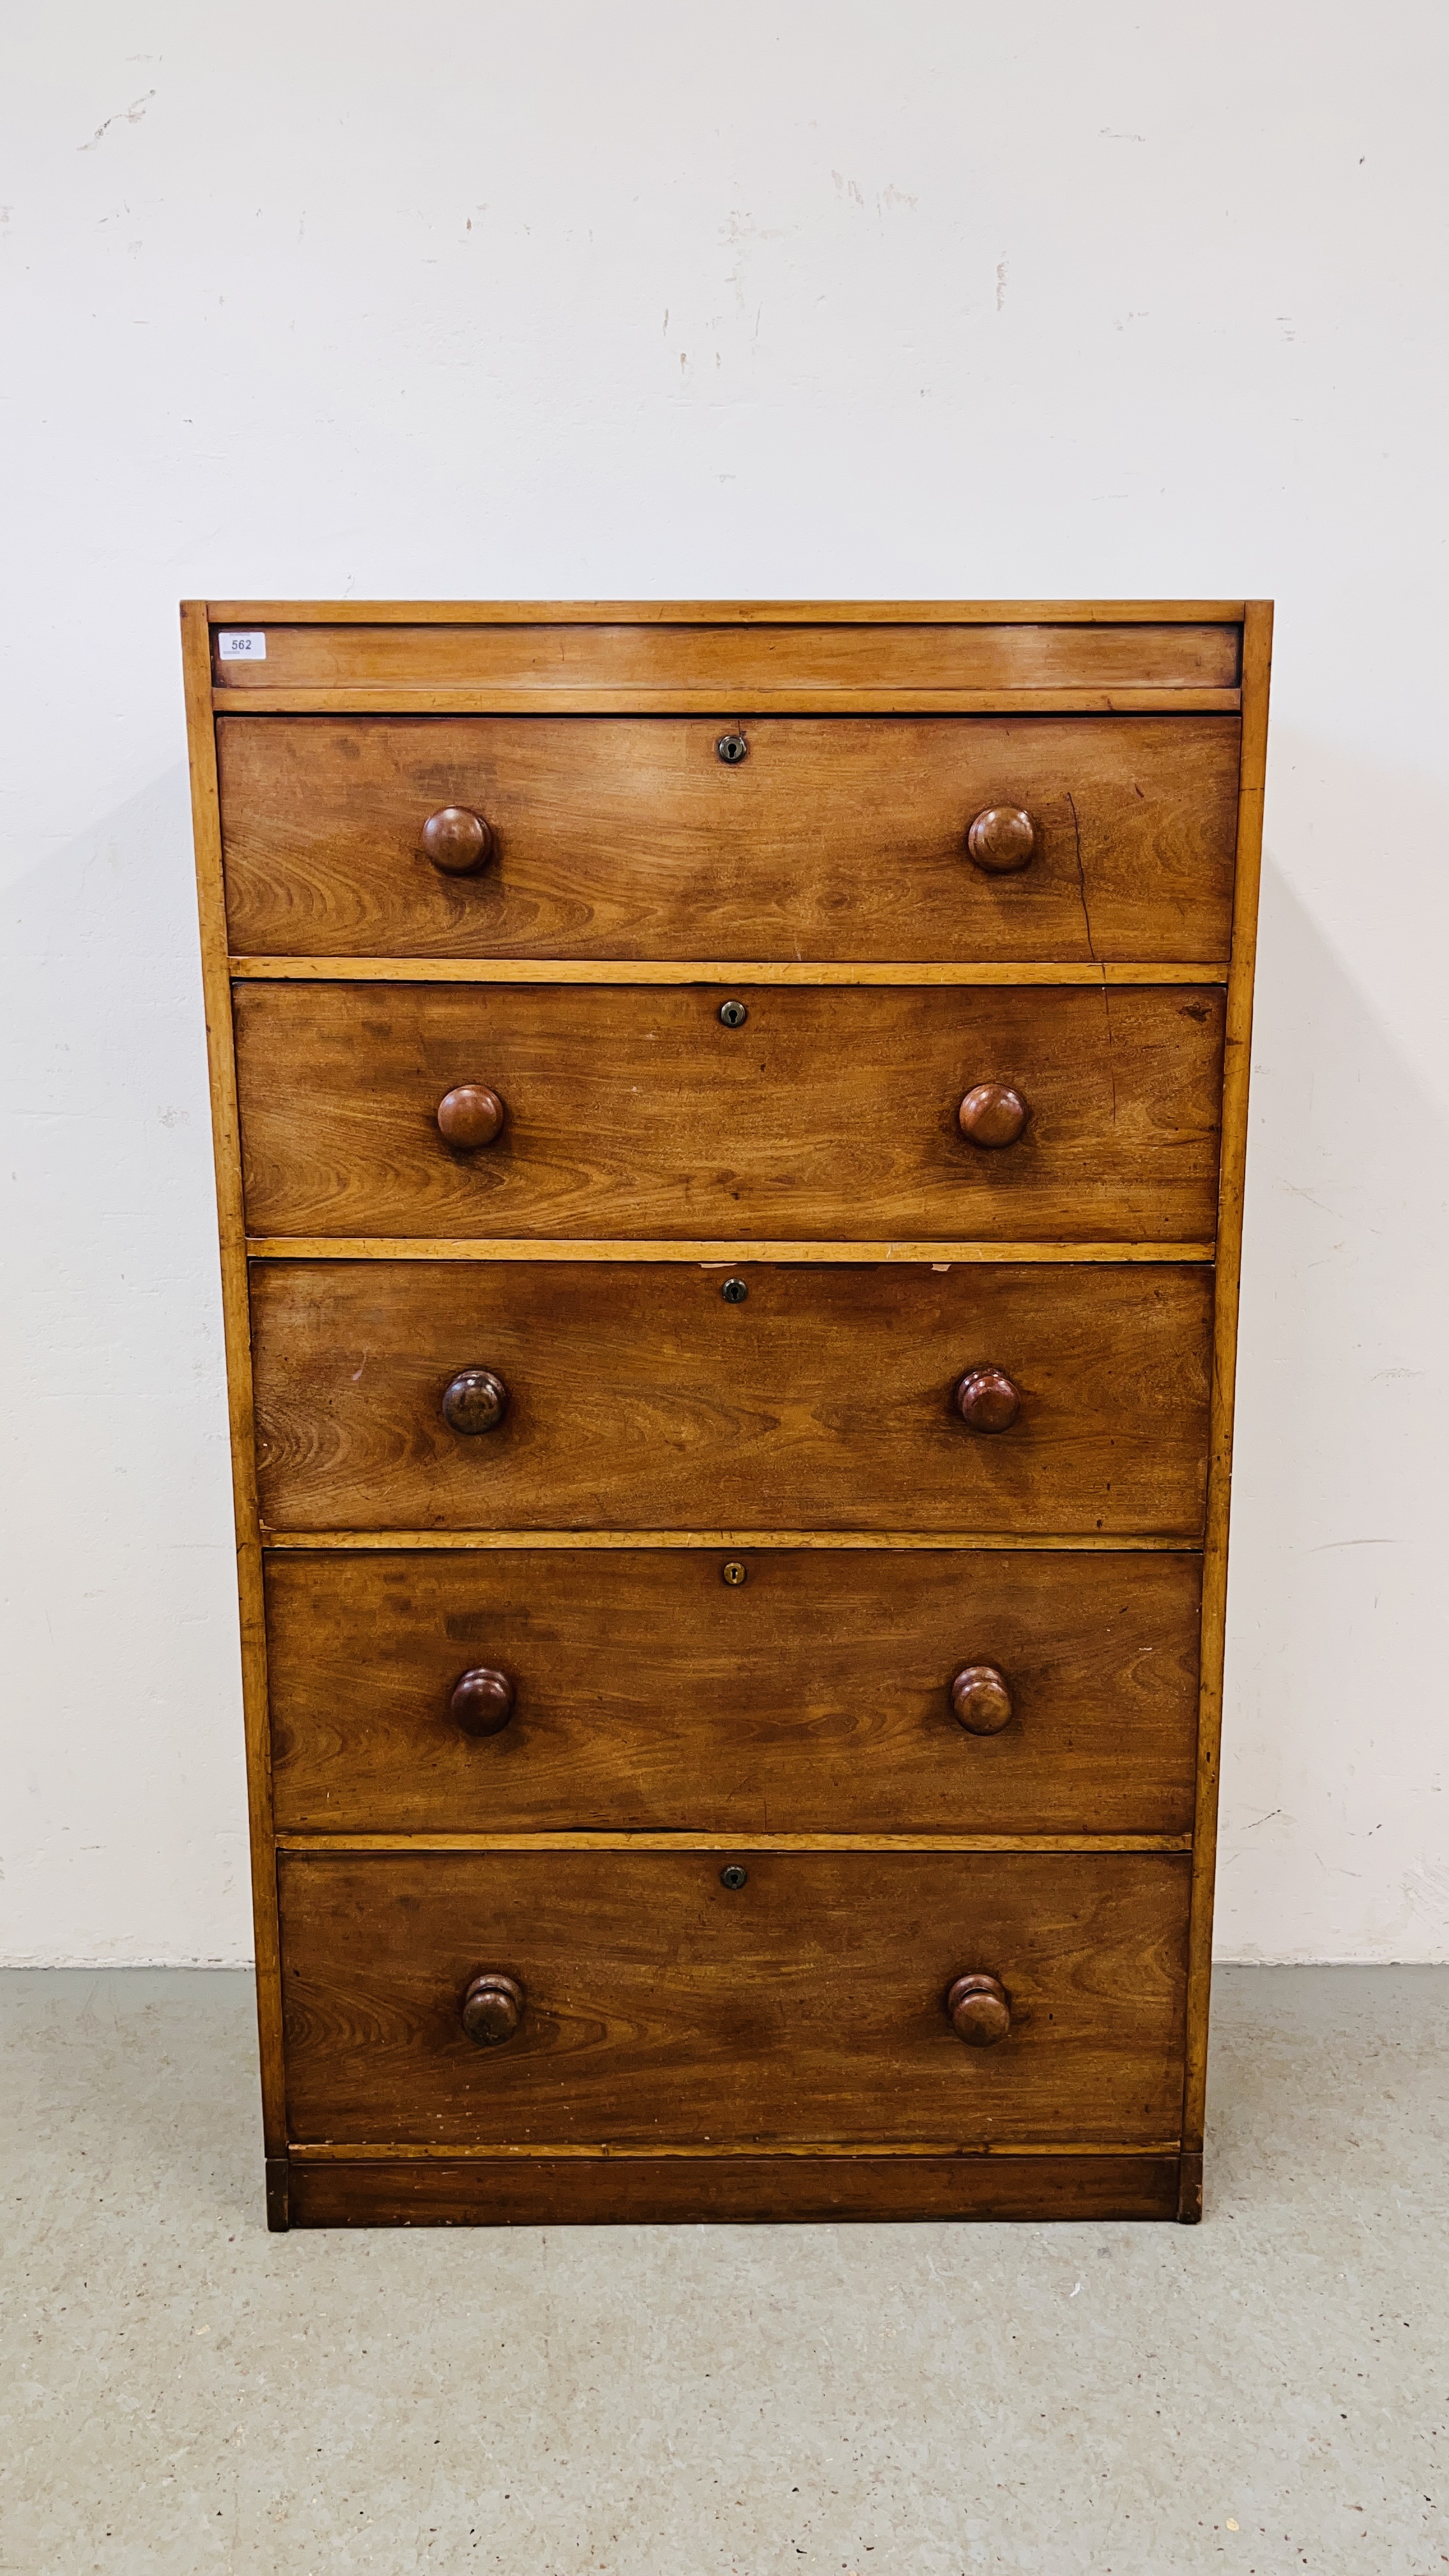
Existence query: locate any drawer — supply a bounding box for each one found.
[250,1259,1213,1534]
[218,715,1240,963]
[211,615,1241,696]
[279,1855,1186,2153]
[266,1549,1201,1834]
[235,982,1225,1245]
[277,1848,1191,2147]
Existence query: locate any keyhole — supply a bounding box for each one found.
[716,732,749,765]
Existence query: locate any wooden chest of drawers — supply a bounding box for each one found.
[183,597,1269,2229]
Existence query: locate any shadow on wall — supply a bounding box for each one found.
[1219,734,1449,1962]
[1,760,250,1966]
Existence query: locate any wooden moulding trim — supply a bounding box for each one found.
[1183,599,1273,2161]
[245,1238,1216,1266]
[229,958,1232,987]
[288,2138,1183,2163]
[202,598,1247,626]
[261,1529,1204,1555]
[180,604,288,2161]
[276,1830,1193,1854]
[210,685,1243,716]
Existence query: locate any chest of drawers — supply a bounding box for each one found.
[183,597,1269,2229]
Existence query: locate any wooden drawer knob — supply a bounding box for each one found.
[966,806,1034,875]
[421,806,494,876]
[954,1365,1021,1432]
[950,1663,1013,1734]
[441,1367,510,1434]
[461,1971,524,2046]
[450,1665,516,1736]
[436,1084,505,1148]
[946,1972,1011,2046]
[958,1082,1027,1148]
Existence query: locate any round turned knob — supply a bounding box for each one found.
[954,1365,1021,1433]
[958,1082,1028,1149]
[946,1972,1011,2046]
[436,1084,505,1149]
[421,806,494,876]
[461,1971,524,2046]
[450,1665,516,1736]
[966,806,1035,875]
[441,1367,509,1435]
[950,1663,1014,1735]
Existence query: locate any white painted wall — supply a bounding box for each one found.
[4,2,1447,1965]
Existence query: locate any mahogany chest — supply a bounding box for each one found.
[183,598,1269,2227]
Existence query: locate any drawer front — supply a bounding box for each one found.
[236,982,1225,1244]
[218,716,1239,963]
[211,617,1241,695]
[266,1549,1201,1834]
[278,1850,1190,2146]
[251,1260,1213,1535]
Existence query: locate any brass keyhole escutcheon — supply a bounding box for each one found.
[721,1560,747,1586]
[721,1278,747,1304]
[719,999,748,1028]
[720,1864,749,1889]
[716,732,749,765]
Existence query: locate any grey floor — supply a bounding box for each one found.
[2,1970,1445,2575]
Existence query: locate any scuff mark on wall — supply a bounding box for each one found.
[79,89,155,151]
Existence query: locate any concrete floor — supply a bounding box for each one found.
[1,1969,1445,2575]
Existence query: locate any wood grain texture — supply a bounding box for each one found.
[180,605,288,2163]
[217,715,1240,963]
[279,1832,1192,1853]
[247,1240,1216,1266]
[277,1847,1190,2147]
[264,1547,1200,1835]
[210,620,1239,694]
[284,2150,1183,2226]
[263,1529,1197,1552]
[230,960,1229,986]
[215,688,1245,717]
[289,2135,1181,2157]
[204,598,1246,625]
[1183,601,1273,2163]
[234,982,1225,1245]
[249,1259,1214,1536]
